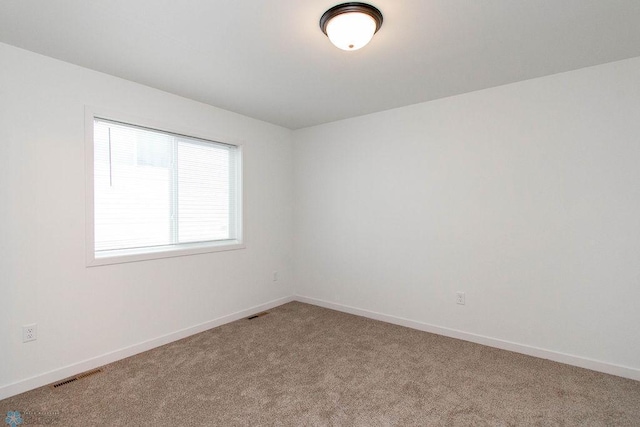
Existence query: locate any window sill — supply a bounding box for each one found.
[87,240,245,267]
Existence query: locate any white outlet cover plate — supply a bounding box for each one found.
[22,324,37,342]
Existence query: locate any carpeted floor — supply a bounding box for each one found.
[2,302,639,426]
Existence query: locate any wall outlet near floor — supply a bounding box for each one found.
[456,292,466,305]
[23,324,37,342]
[272,271,278,282]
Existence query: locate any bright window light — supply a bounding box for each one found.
[88,116,242,265]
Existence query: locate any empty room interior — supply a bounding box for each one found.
[1,1,639,425]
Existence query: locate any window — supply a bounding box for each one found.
[86,111,243,265]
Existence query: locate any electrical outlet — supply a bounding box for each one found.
[23,324,37,342]
[456,292,466,305]
[272,271,278,282]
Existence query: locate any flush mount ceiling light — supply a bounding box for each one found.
[320,2,383,51]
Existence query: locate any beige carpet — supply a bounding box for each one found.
[2,302,639,426]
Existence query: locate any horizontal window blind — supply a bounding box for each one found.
[93,118,239,255]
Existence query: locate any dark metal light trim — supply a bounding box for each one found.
[320,2,384,36]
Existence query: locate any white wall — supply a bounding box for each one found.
[0,42,294,397]
[293,57,640,377]
[2,41,639,399]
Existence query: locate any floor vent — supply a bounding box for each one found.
[50,368,103,389]
[247,311,269,320]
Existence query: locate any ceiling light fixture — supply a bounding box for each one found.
[320,2,383,51]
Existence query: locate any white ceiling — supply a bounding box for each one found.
[2,1,640,129]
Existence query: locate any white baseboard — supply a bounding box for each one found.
[295,295,640,382]
[3,293,637,401]
[0,296,294,401]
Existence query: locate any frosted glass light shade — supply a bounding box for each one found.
[320,3,383,51]
[326,12,377,51]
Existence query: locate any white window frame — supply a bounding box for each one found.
[85,106,244,266]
